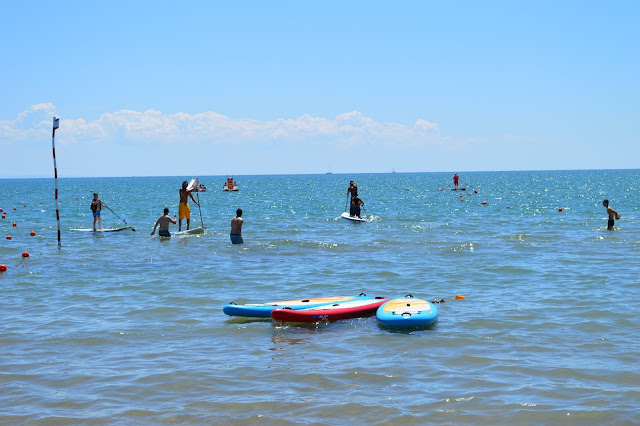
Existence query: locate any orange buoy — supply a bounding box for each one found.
[22,252,29,258]
[0,264,7,272]
[24,204,27,207]
[558,208,563,212]
[30,231,36,236]
[455,295,466,300]
[6,236,11,240]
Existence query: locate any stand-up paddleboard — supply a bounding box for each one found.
[271,296,389,323]
[376,296,438,329]
[224,296,358,318]
[172,227,205,236]
[450,186,467,191]
[71,227,134,233]
[341,212,369,222]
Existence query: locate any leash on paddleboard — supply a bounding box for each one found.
[102,203,136,232]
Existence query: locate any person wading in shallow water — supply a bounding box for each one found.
[230,208,244,244]
[151,207,177,237]
[603,199,620,231]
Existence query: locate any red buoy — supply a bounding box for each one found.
[30,231,36,236]
[24,204,27,207]
[6,236,11,240]
[0,264,7,272]
[558,208,563,212]
[13,207,16,210]
[506,206,510,209]
[12,222,17,227]
[481,201,487,205]
[22,252,29,258]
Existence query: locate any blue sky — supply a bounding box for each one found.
[1,1,638,177]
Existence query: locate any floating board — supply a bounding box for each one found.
[451,186,467,191]
[170,227,206,236]
[71,227,134,233]
[341,212,368,222]
[223,296,357,318]
[376,297,438,329]
[271,296,389,323]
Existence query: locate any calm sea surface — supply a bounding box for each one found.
[1,170,639,424]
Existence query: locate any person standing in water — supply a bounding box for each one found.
[179,180,200,231]
[230,209,244,244]
[603,199,620,231]
[453,173,460,187]
[151,207,177,237]
[90,192,105,231]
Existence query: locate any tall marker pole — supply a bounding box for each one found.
[52,117,61,248]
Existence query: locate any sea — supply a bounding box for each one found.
[1,170,639,425]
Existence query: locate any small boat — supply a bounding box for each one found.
[223,177,239,191]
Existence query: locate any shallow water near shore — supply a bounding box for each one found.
[1,170,639,424]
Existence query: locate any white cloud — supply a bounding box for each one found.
[1,104,443,147]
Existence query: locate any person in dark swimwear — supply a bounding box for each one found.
[603,199,620,231]
[151,207,177,237]
[90,192,105,230]
[350,196,364,218]
[230,208,244,244]
[348,181,358,199]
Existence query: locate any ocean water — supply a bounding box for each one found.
[1,170,639,424]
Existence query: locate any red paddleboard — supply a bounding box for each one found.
[271,296,389,323]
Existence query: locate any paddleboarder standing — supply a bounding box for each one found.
[90,192,105,231]
[179,180,200,231]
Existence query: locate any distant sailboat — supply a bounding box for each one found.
[392,168,397,174]
[326,164,333,175]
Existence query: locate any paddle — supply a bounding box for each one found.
[102,203,136,232]
[196,190,205,229]
[460,179,479,193]
[345,192,349,213]
[439,181,453,191]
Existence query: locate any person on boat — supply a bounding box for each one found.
[90,192,105,231]
[179,180,200,231]
[151,207,177,237]
[603,199,620,231]
[350,196,364,219]
[453,173,459,187]
[230,208,244,244]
